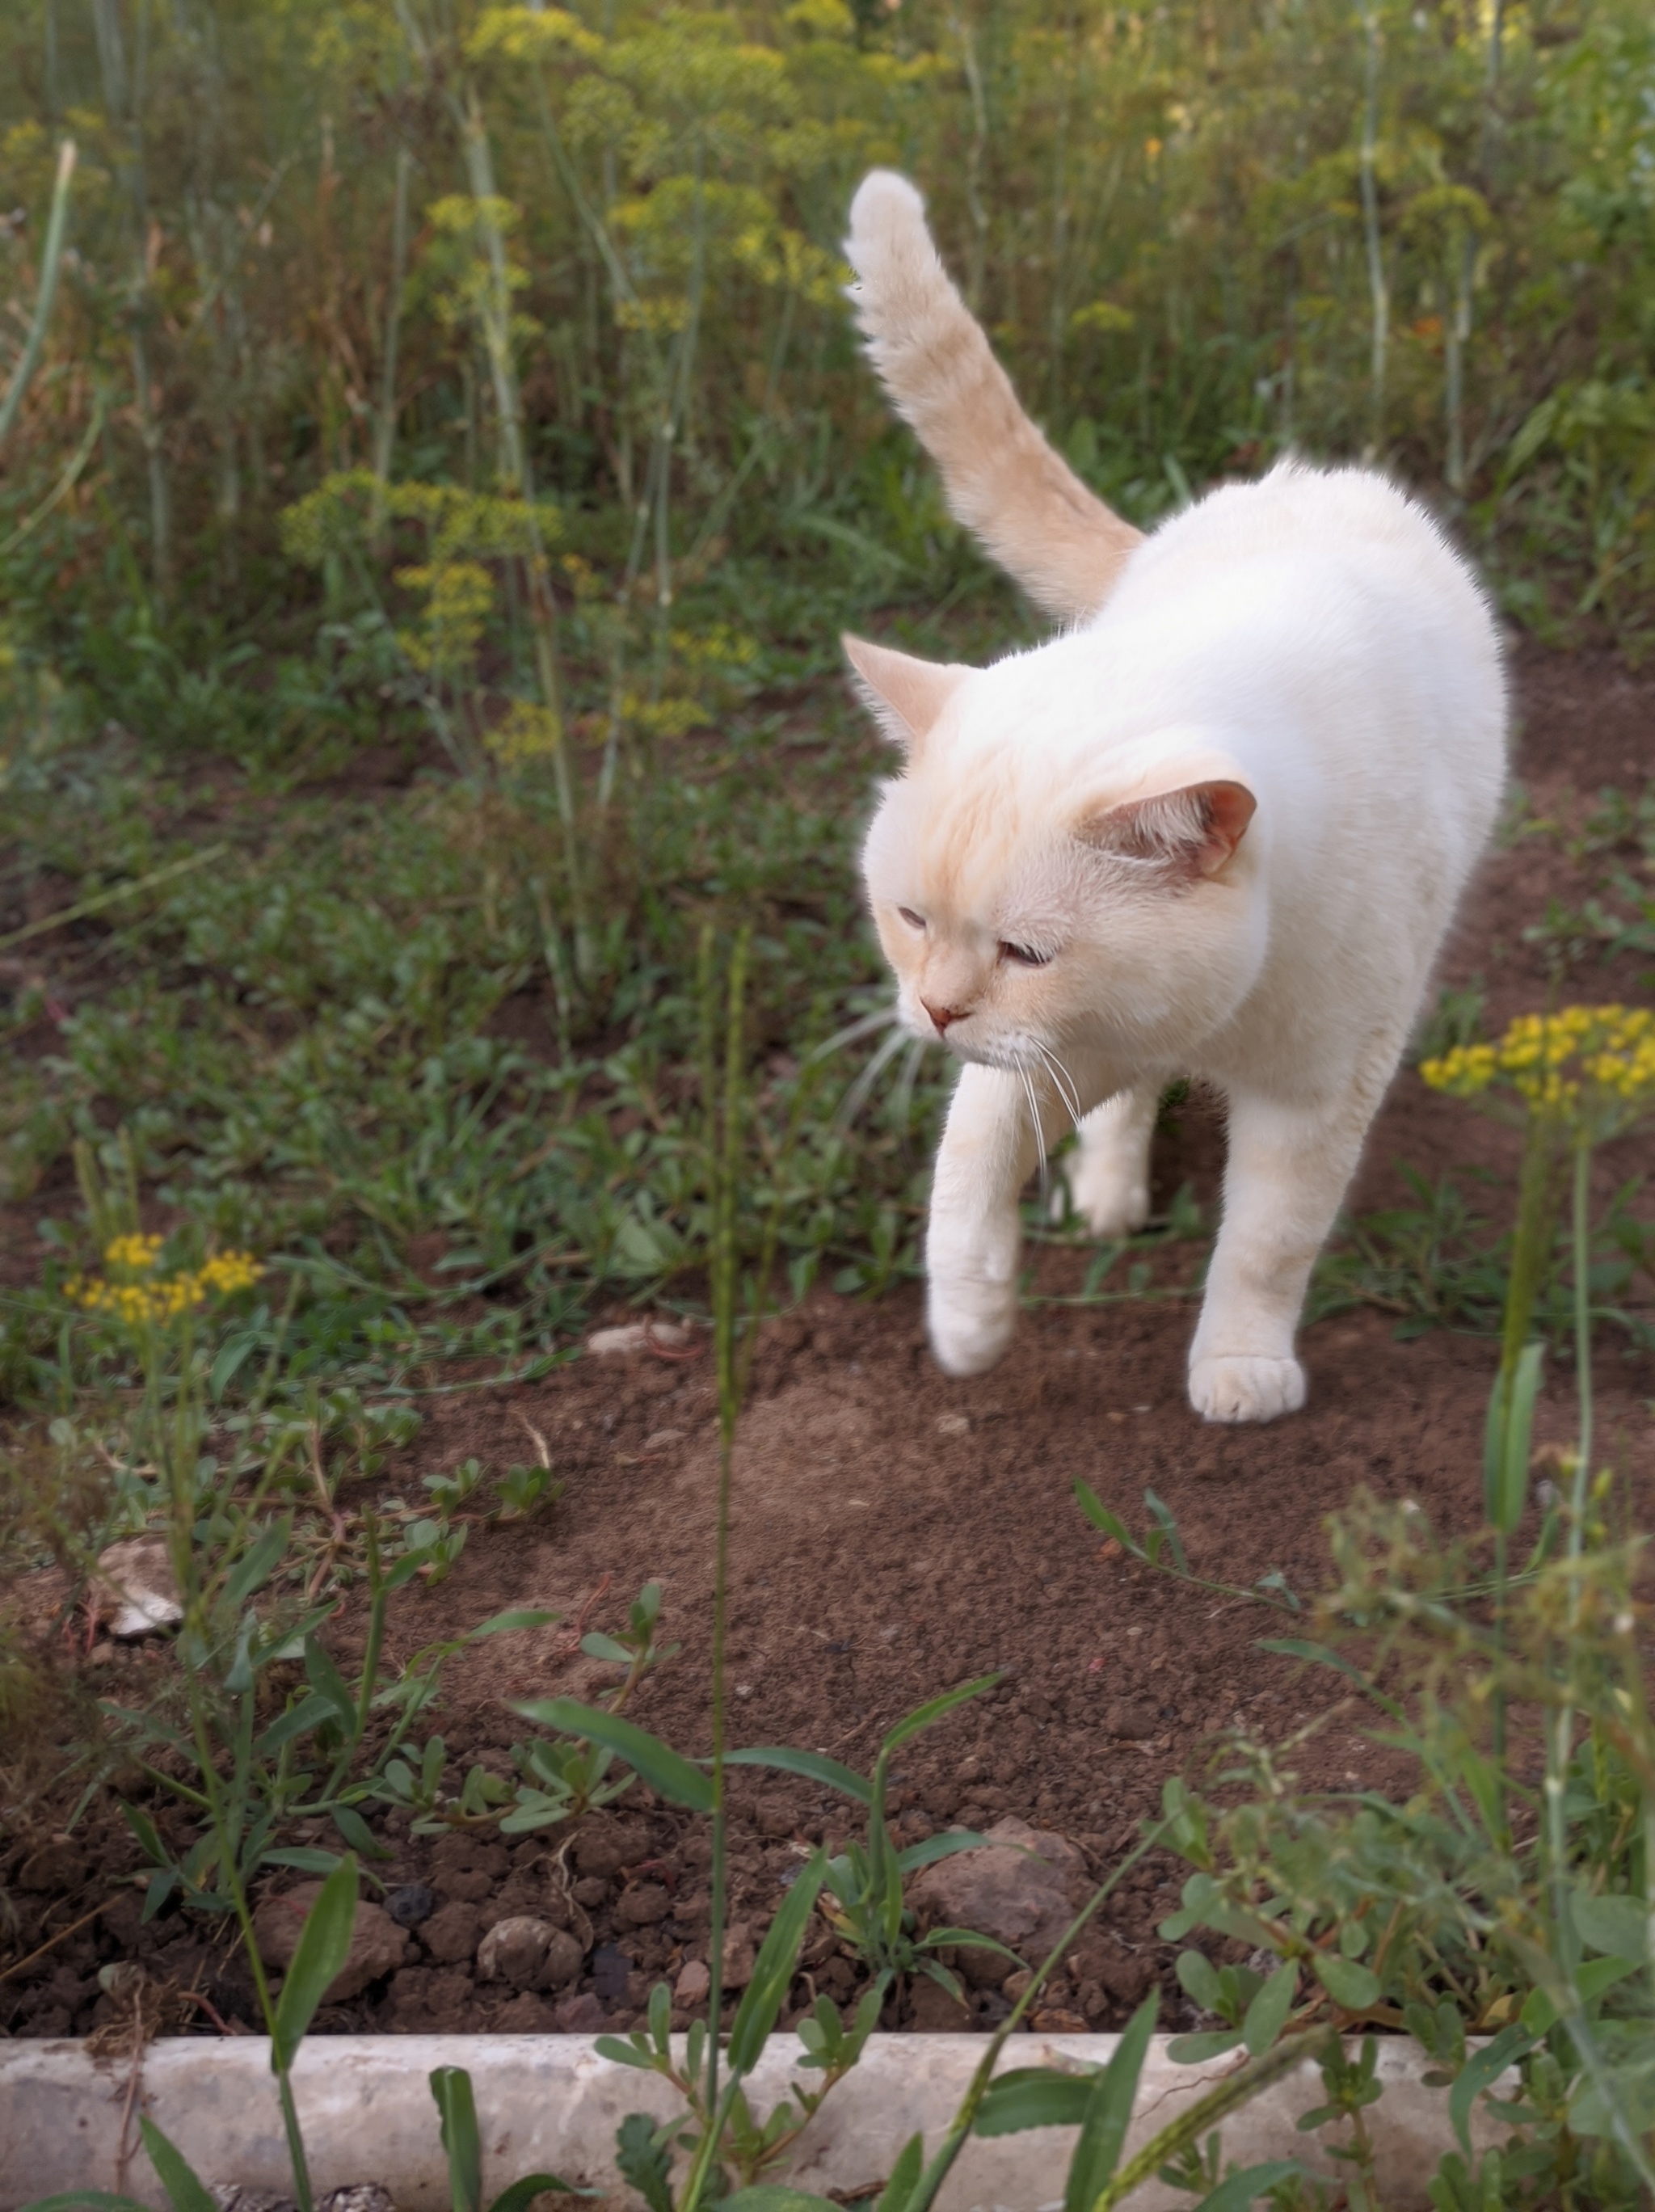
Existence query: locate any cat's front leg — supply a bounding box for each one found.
[1189,1085,1378,1422]
[1055,1081,1163,1237]
[926,1064,1049,1376]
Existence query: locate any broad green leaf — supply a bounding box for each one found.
[975,2066,1097,2135]
[1243,1961,1298,2056]
[579,1633,634,1663]
[1191,2161,1307,2212]
[1074,1482,1138,1551]
[1572,1890,1650,1963]
[1485,1342,1543,1536]
[1166,2029,1244,2063]
[331,1801,391,1859]
[471,1607,562,1638]
[487,2177,598,2212]
[253,1692,337,1759]
[896,1829,991,1875]
[1063,1992,1157,2212]
[208,1331,259,1403]
[1312,1954,1379,2012]
[512,1699,714,1812]
[874,2134,924,2212]
[1175,1949,1225,2015]
[728,1853,828,2073]
[271,1852,359,2071]
[303,1633,356,1729]
[136,2117,217,2212]
[431,2064,483,2212]
[724,1746,873,1805]
[224,1517,293,1609]
[882,1675,1001,1755]
[1522,1954,1641,2035]
[1450,2025,1534,2160]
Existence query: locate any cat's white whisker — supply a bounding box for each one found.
[833,1020,912,1131]
[1032,1042,1083,1133]
[1017,1064,1050,1200]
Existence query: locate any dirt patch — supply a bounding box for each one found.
[3,637,1653,2045]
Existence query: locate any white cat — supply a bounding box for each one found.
[841,171,1506,1423]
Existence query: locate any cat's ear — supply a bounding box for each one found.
[1078,776,1257,879]
[843,635,970,754]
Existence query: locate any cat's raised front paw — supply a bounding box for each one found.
[1188,1354,1306,1424]
[928,1285,1017,1377]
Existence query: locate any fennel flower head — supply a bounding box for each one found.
[67,1233,263,1327]
[1421,1005,1655,1144]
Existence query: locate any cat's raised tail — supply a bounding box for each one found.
[844,170,1142,622]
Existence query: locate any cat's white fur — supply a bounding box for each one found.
[842,170,1506,1422]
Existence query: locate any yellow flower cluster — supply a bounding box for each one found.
[1421,1005,1655,1135]
[67,1238,263,1328]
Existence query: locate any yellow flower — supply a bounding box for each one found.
[1421,1005,1655,1140]
[69,1245,263,1327]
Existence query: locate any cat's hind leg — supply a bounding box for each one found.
[1188,1077,1385,1423]
[1054,1082,1160,1237]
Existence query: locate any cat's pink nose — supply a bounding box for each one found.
[923,998,969,1034]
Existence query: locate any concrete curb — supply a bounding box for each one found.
[0,2033,1504,2211]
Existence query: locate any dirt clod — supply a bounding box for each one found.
[252,1885,406,2003]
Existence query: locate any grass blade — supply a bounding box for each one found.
[271,1853,358,2071]
[1064,1991,1157,2212]
[512,1698,714,1811]
[431,2065,483,2212]
[726,1852,828,2073]
[135,2118,217,2212]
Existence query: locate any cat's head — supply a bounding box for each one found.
[847,634,1265,1078]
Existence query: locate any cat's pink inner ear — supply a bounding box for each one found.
[1082,777,1257,878]
[842,634,969,752]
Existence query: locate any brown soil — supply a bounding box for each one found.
[3,637,1653,2047]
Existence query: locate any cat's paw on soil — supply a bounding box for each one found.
[1188,1354,1306,1424]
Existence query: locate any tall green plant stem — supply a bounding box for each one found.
[1358,5,1388,456]
[0,137,76,449]
[369,145,412,548]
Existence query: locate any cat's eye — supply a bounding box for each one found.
[1000,941,1053,967]
[897,906,926,931]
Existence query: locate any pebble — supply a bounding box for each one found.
[384,1883,435,1928]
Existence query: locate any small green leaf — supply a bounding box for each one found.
[724,1745,874,1804]
[1175,1949,1225,2015]
[975,2066,1097,2135]
[1242,1961,1298,2056]
[874,2134,924,2212]
[579,1633,633,1663]
[728,1853,828,2074]
[1312,1953,1379,2012]
[470,1607,562,1638]
[271,1853,359,2071]
[1572,1890,1650,1963]
[431,2064,483,2212]
[136,2117,217,2212]
[208,1332,259,1404]
[512,1699,714,1811]
[224,1517,293,1609]
[1449,2025,1533,2160]
[895,1829,991,1875]
[1063,1992,1157,2212]
[486,2178,598,2212]
[331,1802,391,1859]
[1143,1489,1188,1573]
[881,1675,1000,1755]
[1166,2029,1244,2063]
[303,1633,356,1728]
[1190,2160,1308,2211]
[1074,1482,1139,1551]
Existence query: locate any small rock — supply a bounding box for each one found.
[1101,1952,1155,2003]
[721,1922,756,1991]
[591,1943,632,2001]
[319,2191,398,2212]
[1104,1701,1159,1741]
[492,1991,556,2032]
[477,1916,555,1988]
[616,1881,670,1927]
[93,1537,183,1639]
[571,1876,609,1909]
[253,1883,405,2003]
[642,1430,684,1452]
[936,1413,971,1436]
[587,1321,696,1357]
[908,1818,1086,1970]
[554,1991,608,2033]
[538,1928,584,1991]
[958,1940,1016,1991]
[1031,2007,1090,2034]
[675,1959,710,2005]
[420,1901,482,1965]
[384,1882,436,1928]
[212,2190,298,2212]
